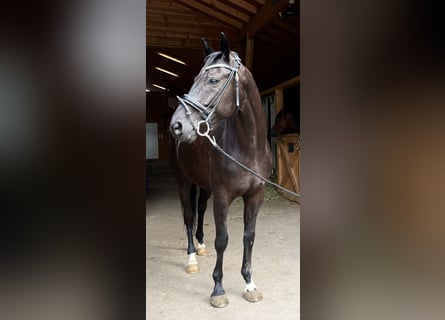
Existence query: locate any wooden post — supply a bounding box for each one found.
[245,34,254,71]
[275,88,283,112]
[260,76,300,113]
[239,0,290,40]
[260,76,300,96]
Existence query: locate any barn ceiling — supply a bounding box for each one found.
[147,0,299,94]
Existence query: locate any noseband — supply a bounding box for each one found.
[176,52,242,135]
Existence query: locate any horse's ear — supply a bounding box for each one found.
[201,38,214,57]
[220,32,230,61]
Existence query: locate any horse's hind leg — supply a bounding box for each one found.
[178,181,199,274]
[241,187,265,303]
[196,188,211,256]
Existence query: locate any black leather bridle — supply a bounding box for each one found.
[176,52,242,136]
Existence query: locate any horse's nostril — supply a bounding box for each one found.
[174,121,182,131]
[172,121,183,136]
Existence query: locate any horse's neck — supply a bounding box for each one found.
[219,99,267,156]
[216,66,267,156]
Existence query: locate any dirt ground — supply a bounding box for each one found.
[146,161,300,320]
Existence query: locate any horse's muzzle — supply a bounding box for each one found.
[170,108,198,143]
[170,119,190,141]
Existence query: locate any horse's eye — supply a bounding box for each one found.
[209,78,219,85]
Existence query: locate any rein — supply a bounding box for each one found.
[177,52,300,199]
[197,122,301,199]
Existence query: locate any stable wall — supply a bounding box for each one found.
[146,92,174,161]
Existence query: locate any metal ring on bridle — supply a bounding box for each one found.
[197,120,210,136]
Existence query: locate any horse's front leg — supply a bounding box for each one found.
[210,195,230,308]
[195,188,211,256]
[241,186,265,303]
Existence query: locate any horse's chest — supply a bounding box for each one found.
[177,140,211,188]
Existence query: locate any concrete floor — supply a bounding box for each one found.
[146,161,300,320]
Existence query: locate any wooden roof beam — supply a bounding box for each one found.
[147,25,228,37]
[147,30,219,42]
[198,0,250,22]
[239,0,288,39]
[225,0,258,14]
[147,37,204,49]
[147,14,230,28]
[175,0,244,29]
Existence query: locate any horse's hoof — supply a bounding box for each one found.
[186,264,199,274]
[243,289,263,303]
[210,295,229,308]
[196,247,208,256]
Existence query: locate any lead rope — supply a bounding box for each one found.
[197,121,301,198]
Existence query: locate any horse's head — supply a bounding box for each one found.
[271,108,299,136]
[170,33,242,143]
[271,110,286,137]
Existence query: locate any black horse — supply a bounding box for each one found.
[170,33,272,308]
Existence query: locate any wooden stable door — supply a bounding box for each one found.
[276,133,300,203]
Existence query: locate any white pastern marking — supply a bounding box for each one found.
[245,279,257,292]
[197,243,206,249]
[187,252,198,265]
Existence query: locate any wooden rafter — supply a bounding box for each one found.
[239,0,288,38]
[147,29,220,41]
[196,0,250,22]
[225,0,258,14]
[147,37,203,49]
[174,0,245,29]
[147,15,229,30]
